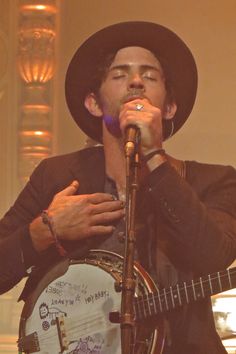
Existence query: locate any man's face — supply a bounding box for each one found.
[97,46,169,136]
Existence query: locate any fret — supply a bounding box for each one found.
[143,296,149,318]
[208,274,213,294]
[135,297,142,320]
[171,287,181,306]
[193,279,206,300]
[184,282,189,304]
[199,277,205,297]
[147,294,151,316]
[133,300,137,319]
[217,272,223,292]
[143,296,148,318]
[170,287,175,308]
[151,292,158,315]
[139,297,146,317]
[201,277,213,296]
[163,288,169,311]
[176,284,182,306]
[227,268,232,288]
[157,288,163,313]
[191,280,197,300]
[137,296,142,319]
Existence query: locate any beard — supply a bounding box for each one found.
[102,89,147,138]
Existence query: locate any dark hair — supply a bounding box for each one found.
[88,51,116,93]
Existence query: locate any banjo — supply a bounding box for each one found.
[18,250,236,354]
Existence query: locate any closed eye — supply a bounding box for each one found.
[112,73,126,79]
[144,75,158,81]
[142,70,160,81]
[111,70,127,79]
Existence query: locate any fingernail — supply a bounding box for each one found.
[71,180,79,188]
[111,194,118,200]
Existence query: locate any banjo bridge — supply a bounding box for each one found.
[55,314,69,351]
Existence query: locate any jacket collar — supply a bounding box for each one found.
[68,146,186,196]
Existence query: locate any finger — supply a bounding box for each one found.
[86,193,116,204]
[130,98,150,104]
[121,98,150,113]
[119,113,144,134]
[56,180,79,197]
[91,209,125,225]
[131,98,150,107]
[89,225,115,236]
[91,200,124,214]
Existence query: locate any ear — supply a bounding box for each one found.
[163,102,177,120]
[84,93,103,117]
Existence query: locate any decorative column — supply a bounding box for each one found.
[17,0,58,183]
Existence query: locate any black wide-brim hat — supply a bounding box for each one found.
[65,21,198,142]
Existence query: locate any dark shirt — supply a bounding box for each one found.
[98,176,126,256]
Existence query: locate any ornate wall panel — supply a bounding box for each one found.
[0,0,18,218]
[17,0,57,184]
[0,1,59,352]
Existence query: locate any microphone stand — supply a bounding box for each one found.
[120,136,140,354]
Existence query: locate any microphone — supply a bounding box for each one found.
[124,125,140,157]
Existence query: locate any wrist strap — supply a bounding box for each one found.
[142,149,165,162]
[41,210,67,257]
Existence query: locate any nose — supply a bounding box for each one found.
[128,72,144,91]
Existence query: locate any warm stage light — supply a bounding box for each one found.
[20,4,57,15]
[22,104,51,113]
[20,130,51,138]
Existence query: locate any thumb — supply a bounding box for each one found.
[56,180,79,197]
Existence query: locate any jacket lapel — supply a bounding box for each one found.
[68,146,106,195]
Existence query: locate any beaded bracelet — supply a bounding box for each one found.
[142,149,166,162]
[41,210,67,257]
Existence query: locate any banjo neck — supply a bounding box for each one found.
[134,267,236,321]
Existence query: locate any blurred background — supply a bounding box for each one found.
[0,0,235,352]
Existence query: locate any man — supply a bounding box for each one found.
[0,21,236,353]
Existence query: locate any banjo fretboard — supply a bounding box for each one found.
[134,267,236,321]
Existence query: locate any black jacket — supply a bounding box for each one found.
[0,146,236,353]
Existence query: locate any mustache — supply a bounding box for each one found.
[121,89,147,104]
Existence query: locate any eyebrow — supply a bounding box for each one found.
[108,64,162,73]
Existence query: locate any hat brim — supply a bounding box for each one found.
[65,21,198,142]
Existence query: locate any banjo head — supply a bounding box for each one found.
[18,250,165,354]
